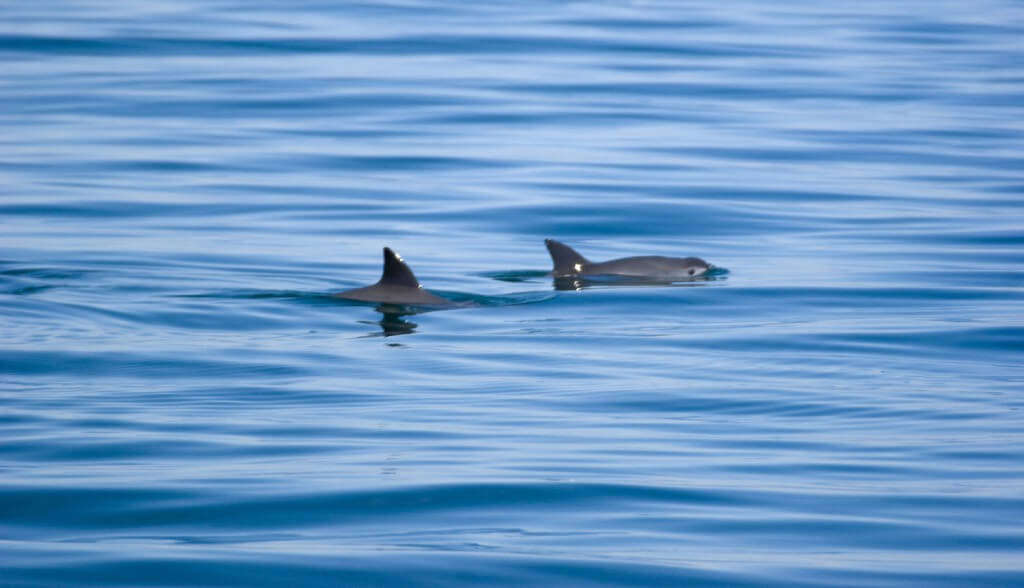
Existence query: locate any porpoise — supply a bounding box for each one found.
[544,238,711,279]
[334,247,451,305]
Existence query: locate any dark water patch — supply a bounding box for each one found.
[0,266,95,296]
[69,93,482,120]
[1,284,55,295]
[292,154,510,172]
[556,17,727,31]
[0,482,745,532]
[420,109,689,127]
[0,436,325,462]
[694,325,1024,363]
[0,549,767,588]
[925,228,1024,247]
[878,20,1022,39]
[1,266,92,280]
[0,486,198,526]
[985,183,1024,195]
[0,350,307,379]
[0,32,804,59]
[0,200,286,220]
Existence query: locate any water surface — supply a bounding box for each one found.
[2,1,1024,586]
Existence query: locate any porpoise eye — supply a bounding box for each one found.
[688,269,695,276]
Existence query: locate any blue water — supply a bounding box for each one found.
[3,1,1024,585]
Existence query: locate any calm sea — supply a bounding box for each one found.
[3,1,1023,586]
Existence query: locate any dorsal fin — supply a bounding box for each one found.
[377,247,422,288]
[545,238,589,274]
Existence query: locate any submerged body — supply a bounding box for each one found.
[334,248,451,305]
[544,239,711,279]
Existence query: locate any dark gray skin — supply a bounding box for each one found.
[334,247,452,305]
[545,239,711,279]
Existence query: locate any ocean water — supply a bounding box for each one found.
[2,1,1024,585]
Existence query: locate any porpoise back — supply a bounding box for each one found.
[544,238,711,279]
[334,247,451,305]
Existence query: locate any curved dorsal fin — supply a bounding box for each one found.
[378,247,422,288]
[544,239,589,274]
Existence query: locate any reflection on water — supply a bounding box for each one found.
[552,273,724,291]
[484,269,728,291]
[358,308,420,337]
